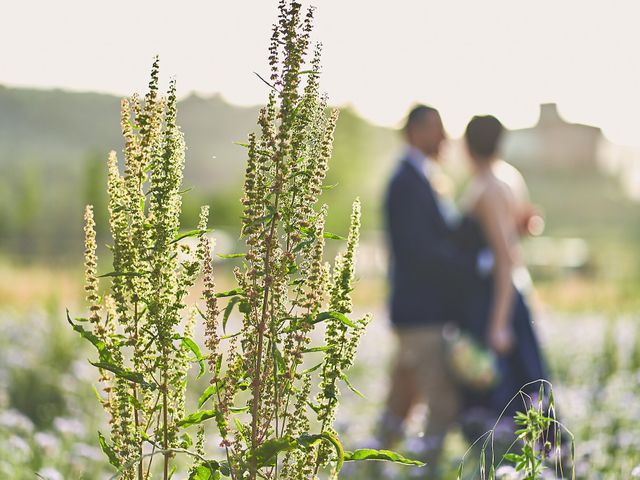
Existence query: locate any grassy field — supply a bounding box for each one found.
[0,261,639,478]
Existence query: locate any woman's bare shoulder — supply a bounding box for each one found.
[475,174,513,210]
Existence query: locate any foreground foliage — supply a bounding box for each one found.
[70,1,419,479]
[71,59,211,478]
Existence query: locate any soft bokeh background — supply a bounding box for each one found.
[1,1,640,478]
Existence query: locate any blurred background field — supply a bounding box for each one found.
[1,85,639,308]
[1,83,640,478]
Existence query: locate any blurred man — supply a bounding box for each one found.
[380,105,484,474]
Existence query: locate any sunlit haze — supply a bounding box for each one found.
[4,0,640,144]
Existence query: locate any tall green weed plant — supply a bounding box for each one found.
[72,58,211,479]
[73,1,421,479]
[457,381,575,480]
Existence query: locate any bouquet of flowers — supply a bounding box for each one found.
[442,324,500,391]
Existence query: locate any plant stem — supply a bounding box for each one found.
[146,410,163,480]
[250,154,284,479]
[313,336,347,475]
[162,342,169,480]
[214,378,237,480]
[133,301,144,480]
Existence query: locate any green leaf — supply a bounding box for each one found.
[189,462,221,480]
[198,385,218,409]
[302,362,323,374]
[179,432,193,449]
[343,449,425,466]
[539,382,545,404]
[177,410,217,428]
[503,453,521,463]
[98,431,120,468]
[97,271,146,278]
[171,228,211,244]
[323,232,346,240]
[238,301,250,314]
[514,411,528,421]
[215,355,223,377]
[302,346,330,353]
[215,288,244,298]
[341,374,365,398]
[222,296,242,333]
[67,312,109,359]
[90,361,155,390]
[299,226,315,236]
[221,331,243,340]
[298,432,345,472]
[181,336,206,379]
[168,465,177,480]
[252,437,297,468]
[230,405,250,413]
[92,385,103,403]
[315,433,344,467]
[125,393,144,411]
[292,238,314,253]
[306,400,321,414]
[216,253,246,259]
[315,311,357,328]
[234,418,247,443]
[241,212,273,236]
[272,343,286,374]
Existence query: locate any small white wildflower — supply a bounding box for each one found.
[631,464,640,478]
[34,431,60,453]
[72,442,103,461]
[496,465,520,480]
[53,417,86,437]
[8,434,31,456]
[37,467,64,480]
[70,359,96,382]
[0,409,34,433]
[404,436,427,456]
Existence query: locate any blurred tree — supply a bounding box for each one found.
[0,174,15,248]
[14,162,42,259]
[82,149,109,239]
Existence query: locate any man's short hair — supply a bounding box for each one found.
[404,104,439,133]
[464,115,504,158]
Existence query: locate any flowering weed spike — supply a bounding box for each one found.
[75,60,212,479]
[84,205,101,326]
[199,3,385,479]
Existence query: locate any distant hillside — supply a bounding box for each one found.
[2,84,637,286]
[0,86,262,189]
[0,85,400,259]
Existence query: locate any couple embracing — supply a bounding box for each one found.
[380,105,548,473]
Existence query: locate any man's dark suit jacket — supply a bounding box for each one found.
[385,153,479,328]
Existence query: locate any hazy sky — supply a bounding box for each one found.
[4,1,640,144]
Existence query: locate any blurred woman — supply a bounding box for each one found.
[456,115,548,432]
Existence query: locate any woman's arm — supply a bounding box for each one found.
[474,183,517,354]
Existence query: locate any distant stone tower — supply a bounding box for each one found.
[503,103,602,169]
